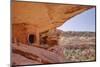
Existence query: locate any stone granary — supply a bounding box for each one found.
[12,1,94,48]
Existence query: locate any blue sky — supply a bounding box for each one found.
[57,8,96,32]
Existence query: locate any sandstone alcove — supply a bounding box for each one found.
[12,1,95,65]
[12,1,94,47]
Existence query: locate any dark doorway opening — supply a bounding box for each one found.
[29,34,35,44]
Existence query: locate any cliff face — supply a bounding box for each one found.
[12,1,94,47]
[12,1,93,33]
